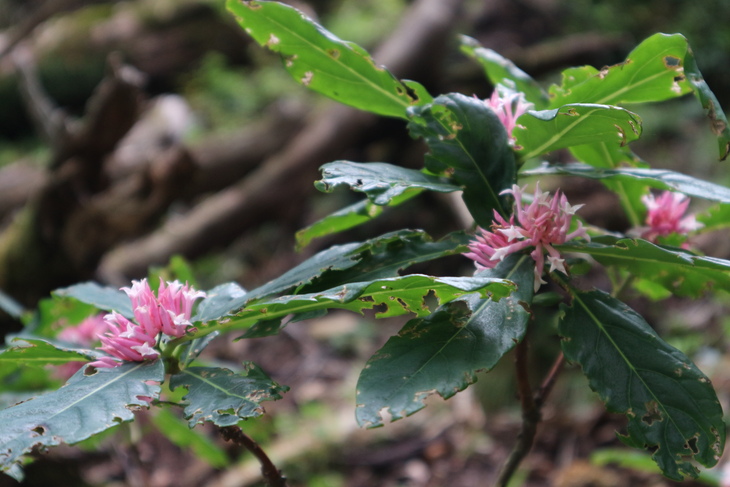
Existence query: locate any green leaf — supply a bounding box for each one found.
[684,49,730,160]
[524,163,730,204]
[408,93,516,227]
[697,203,730,233]
[315,161,460,205]
[355,254,534,427]
[557,236,730,297]
[246,230,468,305]
[194,282,247,322]
[0,338,99,367]
[567,144,647,227]
[515,104,642,160]
[0,360,164,478]
[559,290,725,480]
[0,290,24,320]
[169,363,288,427]
[549,33,693,106]
[459,35,549,109]
[226,0,431,119]
[219,274,516,339]
[151,408,229,467]
[53,282,132,319]
[295,198,388,250]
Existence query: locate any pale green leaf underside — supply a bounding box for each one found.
[560,289,724,481]
[0,361,164,478]
[558,236,730,297]
[169,363,288,427]
[525,163,730,204]
[316,161,460,205]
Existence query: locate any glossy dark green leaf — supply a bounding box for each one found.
[549,33,693,106]
[169,363,288,427]
[408,93,516,227]
[515,104,642,160]
[0,360,164,479]
[226,0,431,119]
[559,290,725,480]
[53,282,132,318]
[316,161,459,205]
[245,230,468,306]
[194,274,516,339]
[525,163,730,204]
[459,35,549,109]
[355,254,534,427]
[557,236,730,297]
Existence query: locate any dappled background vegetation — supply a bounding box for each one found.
[1,0,729,485]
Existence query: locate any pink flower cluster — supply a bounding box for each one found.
[464,184,589,292]
[638,190,702,242]
[484,86,533,144]
[89,279,206,368]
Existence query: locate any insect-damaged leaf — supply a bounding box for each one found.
[226,0,431,119]
[195,274,516,339]
[547,32,729,160]
[559,289,725,481]
[0,361,164,480]
[408,93,516,228]
[316,161,460,206]
[515,104,642,160]
[169,363,288,427]
[355,254,533,427]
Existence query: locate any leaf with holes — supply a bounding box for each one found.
[515,104,642,160]
[243,230,469,306]
[408,93,516,227]
[316,161,460,205]
[226,0,431,119]
[549,33,693,106]
[559,289,725,480]
[0,360,164,480]
[355,254,534,427]
[194,274,516,339]
[169,363,288,427]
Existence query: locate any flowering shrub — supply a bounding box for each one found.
[2,1,730,485]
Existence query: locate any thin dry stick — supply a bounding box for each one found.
[495,342,565,487]
[220,425,288,487]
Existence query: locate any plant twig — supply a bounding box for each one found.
[495,341,565,487]
[220,425,288,487]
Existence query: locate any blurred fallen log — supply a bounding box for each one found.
[97,0,466,283]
